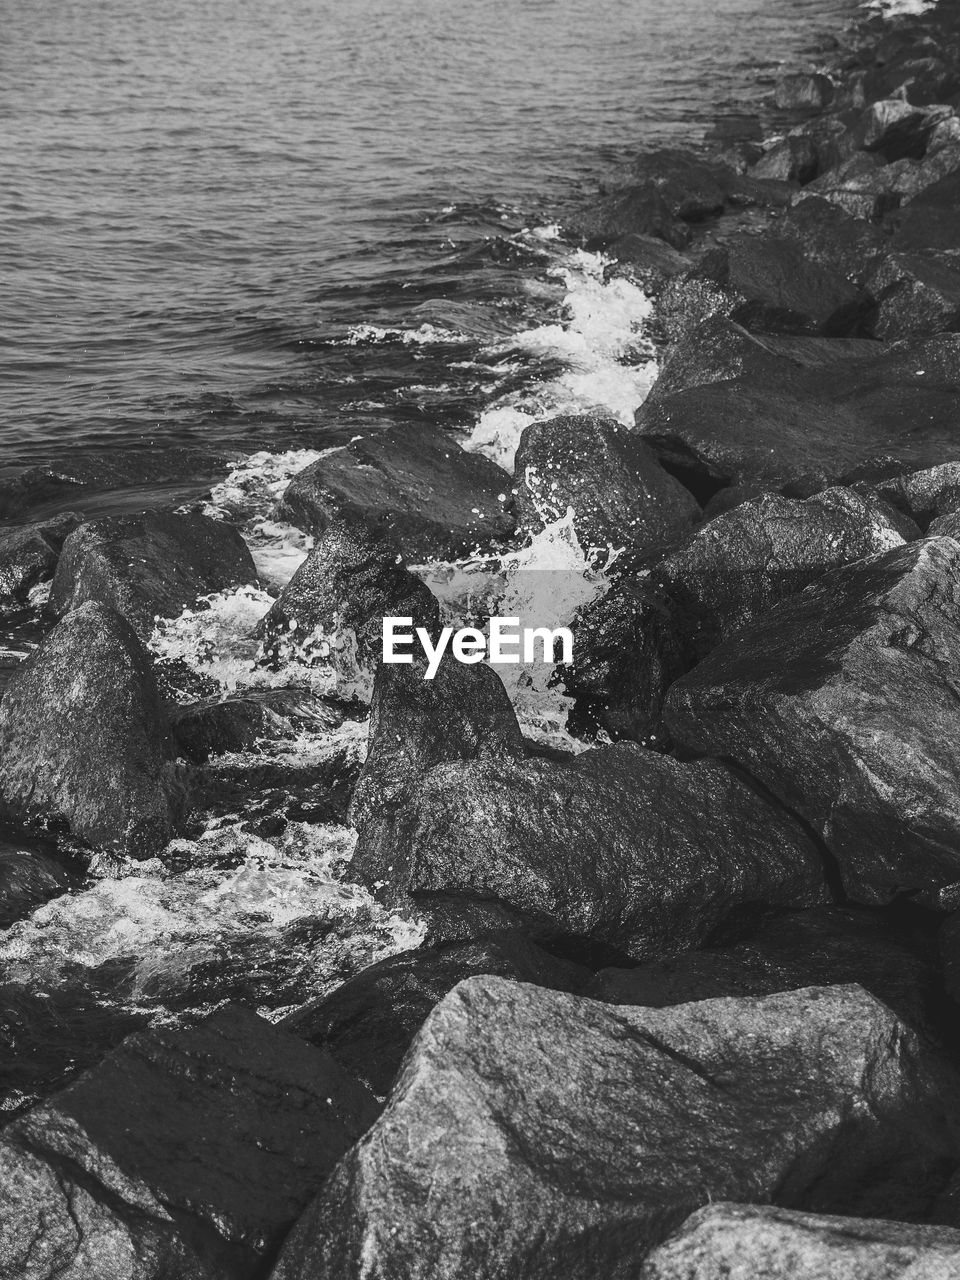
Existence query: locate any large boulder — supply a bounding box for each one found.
[351,734,828,960]
[49,509,257,638]
[776,196,888,285]
[865,250,960,341]
[640,1204,960,1279]
[889,169,960,253]
[0,1004,379,1280]
[512,414,698,555]
[283,931,592,1097]
[0,603,185,858]
[859,462,960,529]
[0,513,83,613]
[270,980,960,1280]
[276,424,515,560]
[664,538,960,907]
[565,183,692,251]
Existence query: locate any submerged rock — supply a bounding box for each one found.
[0,513,83,613]
[49,509,257,638]
[665,538,960,907]
[276,424,515,560]
[640,1204,960,1279]
[271,980,960,1280]
[0,1004,379,1280]
[513,414,698,555]
[0,602,185,859]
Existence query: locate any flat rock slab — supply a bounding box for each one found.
[636,329,960,494]
[665,538,960,907]
[49,509,257,638]
[640,1203,960,1279]
[276,425,515,560]
[0,1004,379,1280]
[0,603,184,859]
[270,980,960,1280]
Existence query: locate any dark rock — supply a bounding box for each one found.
[799,151,904,221]
[776,196,888,284]
[49,509,257,638]
[0,843,74,929]
[636,330,960,495]
[352,731,828,960]
[939,912,960,1014]
[656,234,870,344]
[271,981,960,1280]
[254,518,439,677]
[929,509,960,538]
[641,1203,960,1279]
[889,168,960,253]
[774,73,835,112]
[858,98,936,161]
[665,538,960,908]
[565,183,692,251]
[0,602,185,859]
[629,149,732,220]
[283,931,592,1097]
[752,134,819,183]
[0,513,83,613]
[169,688,354,764]
[276,424,515,560]
[0,1004,379,1280]
[855,462,960,528]
[512,414,698,555]
[604,234,690,290]
[865,251,960,341]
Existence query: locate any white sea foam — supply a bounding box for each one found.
[864,0,933,13]
[340,322,470,346]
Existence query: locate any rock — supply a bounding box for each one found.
[858,98,934,160]
[635,330,960,495]
[277,424,515,560]
[254,518,439,682]
[512,414,698,555]
[774,73,835,112]
[0,842,75,929]
[640,1203,960,1280]
[0,1004,379,1280]
[283,931,592,1097]
[604,234,691,291]
[665,538,960,908]
[865,251,960,341]
[799,152,904,221]
[889,169,960,253]
[629,149,732,220]
[752,134,819,183]
[0,603,185,859]
[776,197,887,285]
[656,234,870,345]
[270,981,960,1280]
[565,183,692,251]
[929,509,960,538]
[169,688,354,764]
[857,462,960,529]
[352,728,828,960]
[0,513,83,613]
[49,509,257,638]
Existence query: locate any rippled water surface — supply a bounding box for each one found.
[2,0,856,466]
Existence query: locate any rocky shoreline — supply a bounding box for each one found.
[6,1,960,1276]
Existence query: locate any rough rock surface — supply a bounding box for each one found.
[866,250,960,341]
[513,414,698,555]
[565,183,692,251]
[0,1004,379,1280]
[0,603,185,858]
[352,736,828,960]
[0,513,83,613]
[276,424,515,559]
[861,462,960,529]
[169,689,354,764]
[0,845,75,930]
[665,538,960,907]
[640,1203,960,1279]
[271,980,960,1280]
[890,169,960,254]
[49,509,257,637]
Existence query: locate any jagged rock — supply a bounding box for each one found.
[858,98,935,160]
[635,330,960,495]
[776,197,887,284]
[665,538,960,908]
[0,513,83,613]
[565,183,692,251]
[49,509,257,638]
[277,424,515,560]
[270,981,960,1280]
[513,414,698,555]
[0,843,75,929]
[774,73,835,112]
[352,728,828,960]
[640,1204,960,1279]
[865,251,960,341]
[799,152,904,220]
[752,134,818,183]
[889,169,960,253]
[929,509,960,538]
[856,462,960,529]
[0,1004,379,1280]
[169,689,354,764]
[604,233,690,288]
[629,149,732,220]
[0,603,185,859]
[254,519,439,680]
[283,932,592,1096]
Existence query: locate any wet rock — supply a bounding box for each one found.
[0,513,83,613]
[283,931,592,1097]
[513,414,698,555]
[856,462,960,529]
[277,424,515,560]
[629,149,732,220]
[774,73,835,112]
[0,844,75,929]
[604,234,690,290]
[169,688,354,764]
[799,151,907,220]
[865,251,960,341]
[0,1004,379,1280]
[635,330,960,495]
[656,234,870,344]
[565,183,692,251]
[890,169,960,253]
[640,1203,960,1280]
[0,602,185,859]
[49,509,257,638]
[271,981,960,1280]
[776,196,887,284]
[665,538,960,908]
[352,730,828,960]
[752,134,819,183]
[254,518,439,677]
[858,98,935,160]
